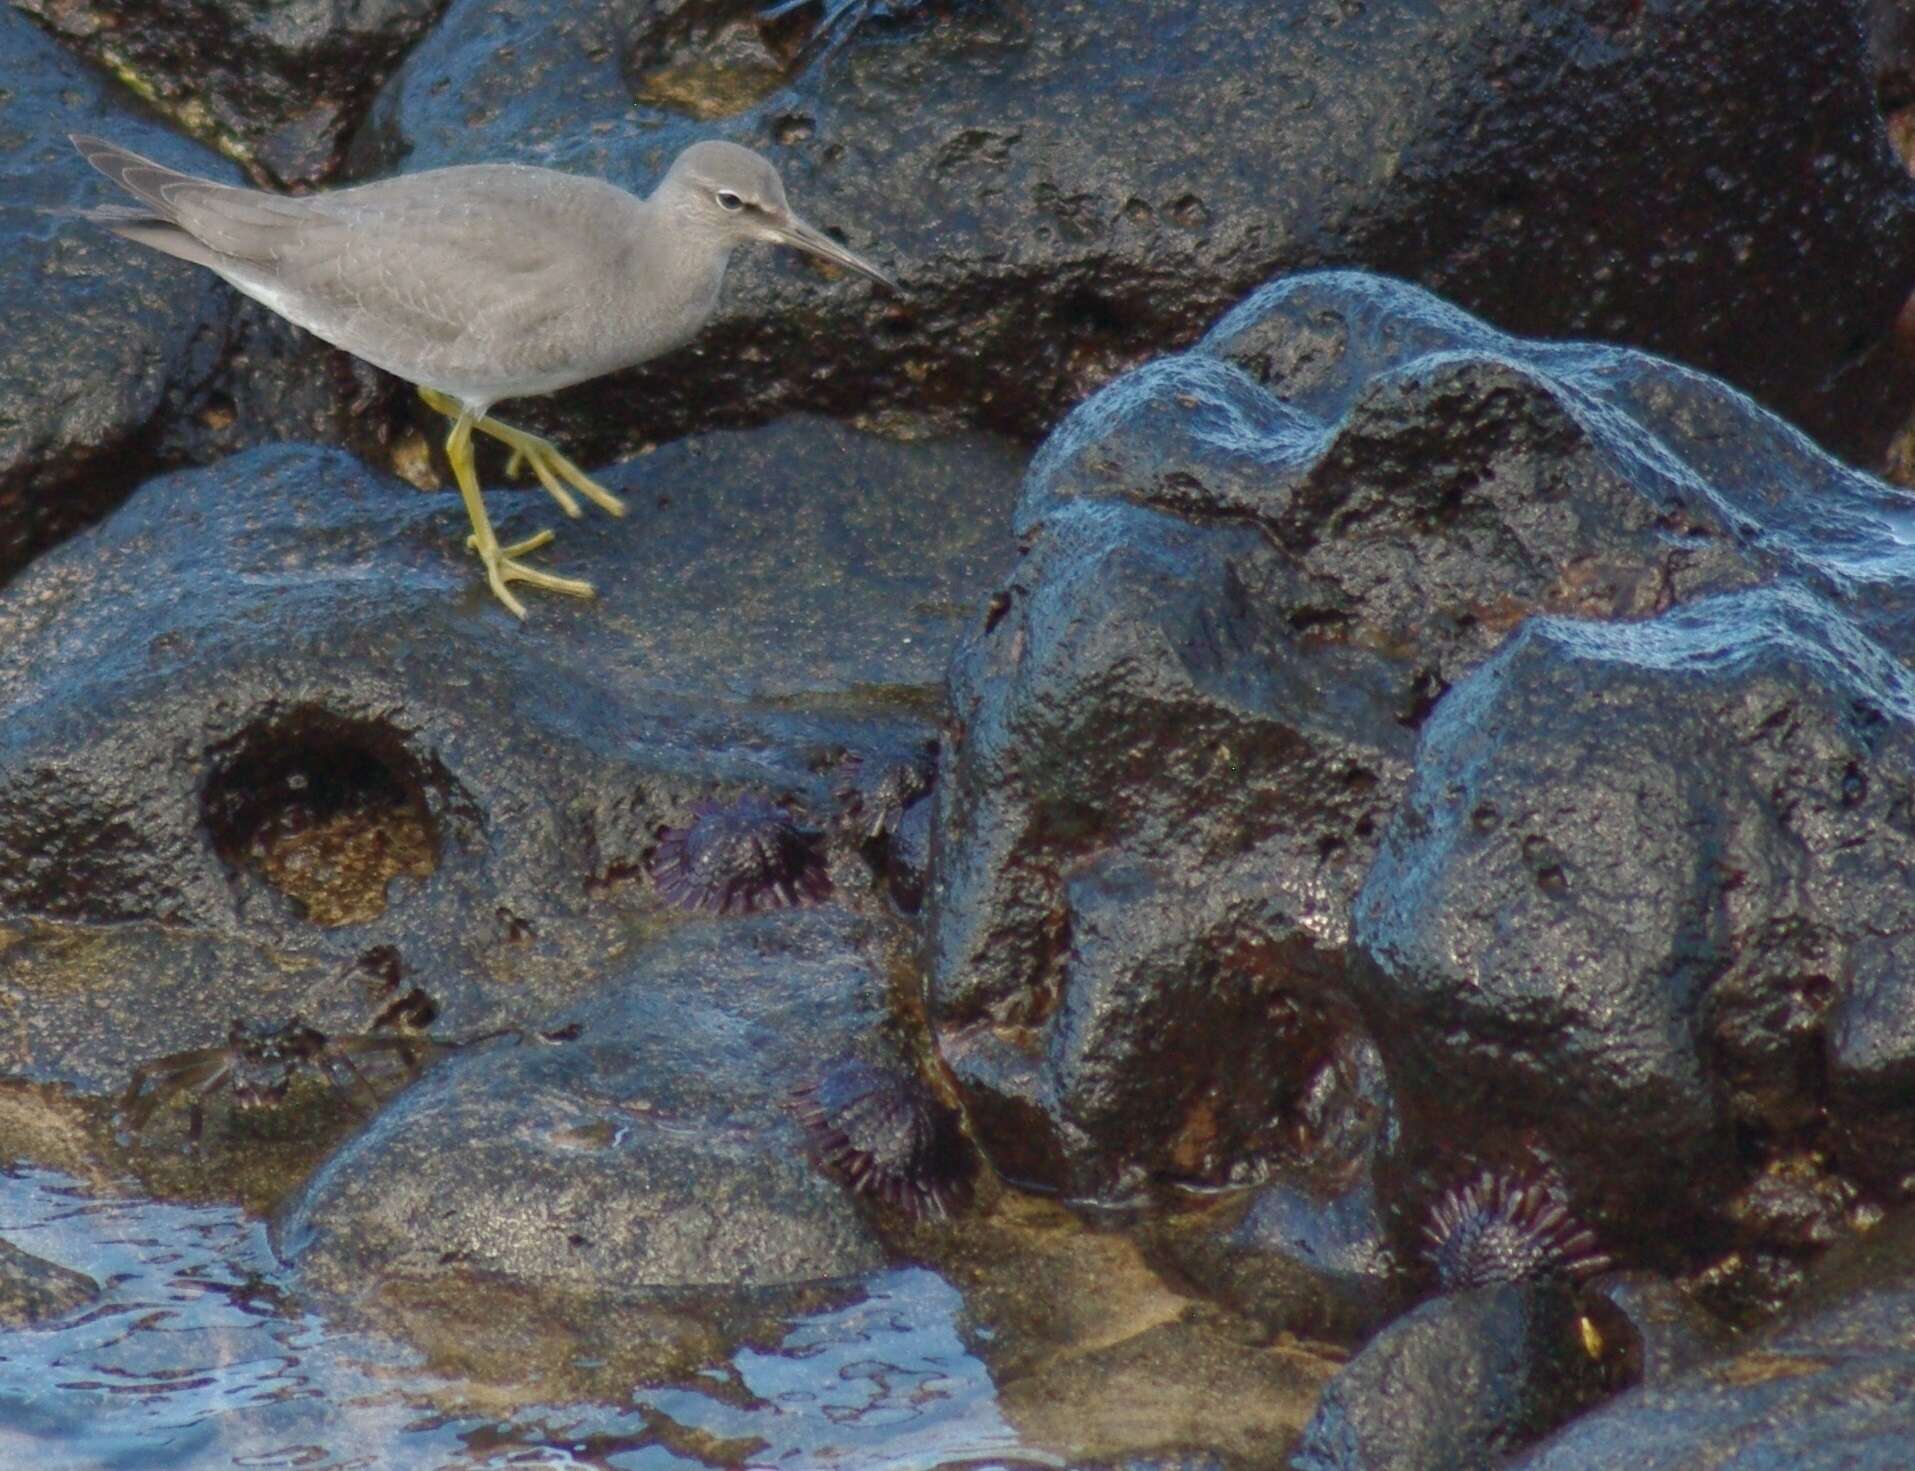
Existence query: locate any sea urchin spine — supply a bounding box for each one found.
[1423,1172,1612,1291]
[791,1056,971,1219]
[649,795,831,914]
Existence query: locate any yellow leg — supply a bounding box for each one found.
[444,408,596,618]
[420,387,626,520]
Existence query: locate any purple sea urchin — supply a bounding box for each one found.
[1424,1173,1612,1290]
[791,1057,970,1218]
[650,796,831,914]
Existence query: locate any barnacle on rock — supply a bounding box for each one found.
[791,1056,970,1218]
[1424,1172,1611,1290]
[649,795,831,914]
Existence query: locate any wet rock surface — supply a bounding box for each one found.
[6,0,1915,1454]
[14,0,447,188]
[1144,1172,1405,1346]
[0,418,1020,1091]
[1290,1283,1615,1471]
[1514,1212,1915,1470]
[0,9,237,585]
[1353,586,1915,1254]
[926,268,1915,1204]
[278,909,900,1363]
[1585,1273,1732,1389]
[0,1237,98,1328]
[343,0,1915,465]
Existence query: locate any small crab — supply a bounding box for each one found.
[119,1015,429,1147]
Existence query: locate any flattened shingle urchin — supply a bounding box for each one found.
[791,1056,971,1219]
[650,796,831,914]
[1424,1173,1612,1290]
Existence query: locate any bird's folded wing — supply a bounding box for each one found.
[260,203,576,354]
[76,135,602,363]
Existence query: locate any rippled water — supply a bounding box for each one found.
[0,1168,1048,1470]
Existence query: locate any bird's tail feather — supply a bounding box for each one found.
[68,133,197,222]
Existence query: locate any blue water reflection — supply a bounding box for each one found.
[0,1169,1046,1470]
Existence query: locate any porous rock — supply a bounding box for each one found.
[926,269,1915,1202]
[343,0,1915,464]
[15,0,446,188]
[0,418,1020,1089]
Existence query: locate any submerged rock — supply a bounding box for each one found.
[1143,1172,1405,1346]
[0,1239,99,1328]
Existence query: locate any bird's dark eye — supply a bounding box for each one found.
[716,190,743,212]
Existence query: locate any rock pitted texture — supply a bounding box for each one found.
[0,8,238,584]
[1353,585,1915,1251]
[279,910,901,1308]
[340,0,1915,465]
[15,0,447,187]
[926,270,1915,1219]
[0,419,1019,1092]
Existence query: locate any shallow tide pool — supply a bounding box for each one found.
[0,1167,1053,1471]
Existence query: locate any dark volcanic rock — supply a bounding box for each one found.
[279,910,898,1309]
[1144,1172,1405,1346]
[343,0,1915,464]
[926,270,1915,1201]
[0,10,236,585]
[1290,1283,1613,1471]
[1353,587,1915,1250]
[1586,1273,1731,1389]
[0,418,1020,1092]
[0,1238,99,1328]
[1513,1211,1915,1470]
[16,0,447,188]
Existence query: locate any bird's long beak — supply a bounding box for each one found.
[774,213,902,292]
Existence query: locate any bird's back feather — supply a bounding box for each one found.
[69,134,712,403]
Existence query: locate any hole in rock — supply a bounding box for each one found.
[202,708,446,926]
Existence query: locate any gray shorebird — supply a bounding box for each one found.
[68,135,900,616]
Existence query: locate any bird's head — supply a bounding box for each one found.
[658,139,900,291]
